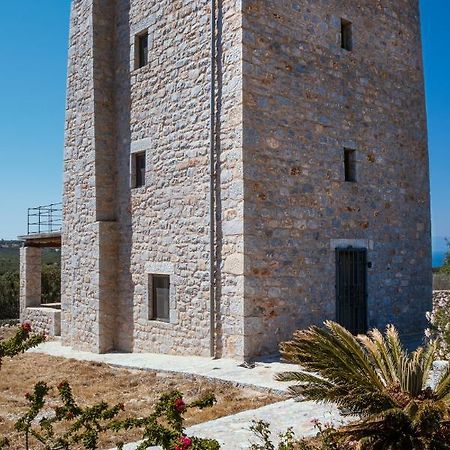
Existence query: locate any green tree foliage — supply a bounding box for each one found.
[0,264,61,320]
[440,240,450,276]
[41,264,61,304]
[277,321,450,449]
[0,271,19,320]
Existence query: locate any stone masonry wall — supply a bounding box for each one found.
[19,247,41,319]
[241,0,431,357]
[64,0,245,358]
[23,307,62,337]
[113,0,245,358]
[63,0,431,360]
[62,0,119,353]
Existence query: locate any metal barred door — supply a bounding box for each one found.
[336,248,368,335]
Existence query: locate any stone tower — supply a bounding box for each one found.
[62,0,431,360]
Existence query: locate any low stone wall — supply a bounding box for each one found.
[23,307,61,337]
[433,274,450,291]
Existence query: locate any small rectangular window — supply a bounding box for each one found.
[344,149,357,182]
[136,32,148,69]
[151,275,170,322]
[341,19,353,51]
[134,152,146,188]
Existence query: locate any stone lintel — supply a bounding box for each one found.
[18,232,62,248]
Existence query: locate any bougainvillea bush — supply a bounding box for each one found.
[6,383,219,450]
[0,322,220,450]
[426,290,450,360]
[0,321,45,369]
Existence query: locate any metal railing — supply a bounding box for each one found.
[27,203,62,235]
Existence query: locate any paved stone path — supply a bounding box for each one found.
[30,341,295,393]
[118,400,346,450]
[30,341,349,449]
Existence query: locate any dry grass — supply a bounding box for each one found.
[0,350,284,449]
[0,325,16,341]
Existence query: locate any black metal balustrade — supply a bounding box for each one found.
[27,203,62,235]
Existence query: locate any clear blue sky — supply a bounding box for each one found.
[0,1,448,247]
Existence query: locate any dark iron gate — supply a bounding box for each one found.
[336,248,368,334]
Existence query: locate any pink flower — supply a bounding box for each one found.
[174,398,186,413]
[180,436,192,447]
[21,321,32,332]
[175,435,192,450]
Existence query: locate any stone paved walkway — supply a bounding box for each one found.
[30,341,296,393]
[30,341,349,449]
[118,400,346,450]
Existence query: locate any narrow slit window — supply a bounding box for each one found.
[136,31,149,68]
[134,152,146,188]
[341,19,353,51]
[151,275,170,322]
[344,149,357,182]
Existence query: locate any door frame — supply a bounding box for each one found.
[335,247,368,334]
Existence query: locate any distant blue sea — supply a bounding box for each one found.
[433,251,446,268]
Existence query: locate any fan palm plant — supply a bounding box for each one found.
[277,321,450,449]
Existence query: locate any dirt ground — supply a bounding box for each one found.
[0,325,16,341]
[0,329,284,449]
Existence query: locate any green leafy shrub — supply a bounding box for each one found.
[111,390,220,450]
[4,384,219,450]
[0,321,46,368]
[426,291,450,359]
[248,420,350,450]
[0,322,220,450]
[277,321,450,449]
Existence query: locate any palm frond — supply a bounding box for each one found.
[385,325,407,376]
[358,330,396,387]
[434,363,450,401]
[279,321,445,419]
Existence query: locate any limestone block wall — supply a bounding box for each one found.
[113,0,245,358]
[241,0,431,357]
[62,0,119,354]
[62,0,432,360]
[23,307,62,337]
[19,247,42,319]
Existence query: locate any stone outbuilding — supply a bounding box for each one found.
[21,0,432,361]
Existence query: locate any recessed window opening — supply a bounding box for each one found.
[344,149,357,182]
[150,274,170,322]
[341,19,353,51]
[136,31,149,69]
[134,152,146,188]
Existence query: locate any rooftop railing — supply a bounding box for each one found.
[27,203,62,235]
